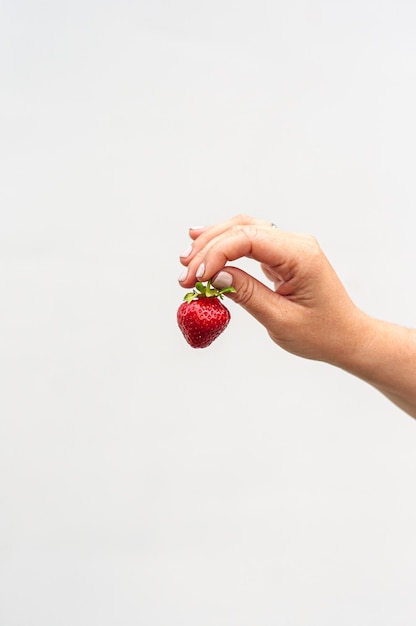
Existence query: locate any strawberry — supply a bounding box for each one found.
[177,280,236,348]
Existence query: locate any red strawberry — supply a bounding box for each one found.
[177,280,236,348]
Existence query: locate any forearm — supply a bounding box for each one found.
[332,312,416,418]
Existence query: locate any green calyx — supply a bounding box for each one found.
[183,280,236,303]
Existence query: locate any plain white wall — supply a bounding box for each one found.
[1,1,416,624]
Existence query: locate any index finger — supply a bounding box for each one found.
[179,222,293,288]
[187,214,272,246]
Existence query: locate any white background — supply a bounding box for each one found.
[1,1,416,624]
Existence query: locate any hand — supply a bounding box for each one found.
[178,214,366,364]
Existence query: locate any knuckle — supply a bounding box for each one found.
[233,213,254,225]
[301,234,321,257]
[299,234,325,275]
[234,223,257,239]
[233,278,256,306]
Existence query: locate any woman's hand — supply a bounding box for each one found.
[178,214,367,365]
[178,214,416,418]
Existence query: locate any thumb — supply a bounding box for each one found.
[211,267,282,329]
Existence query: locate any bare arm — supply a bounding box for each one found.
[178,214,416,419]
[332,314,416,418]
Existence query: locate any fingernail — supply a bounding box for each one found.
[212,271,233,289]
[190,225,205,231]
[179,244,193,258]
[178,268,188,282]
[196,263,205,279]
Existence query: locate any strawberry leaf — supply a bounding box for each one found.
[195,282,205,294]
[183,290,198,303]
[182,280,236,303]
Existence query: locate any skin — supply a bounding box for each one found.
[178,214,416,419]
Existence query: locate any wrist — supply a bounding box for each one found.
[329,310,416,416]
[326,307,376,373]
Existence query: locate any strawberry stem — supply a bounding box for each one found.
[183,280,236,303]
